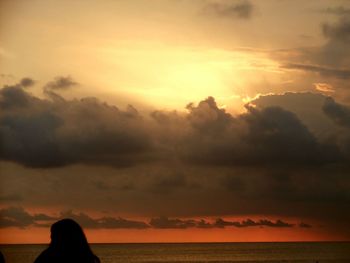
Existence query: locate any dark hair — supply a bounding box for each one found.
[34,218,100,263]
[0,251,4,263]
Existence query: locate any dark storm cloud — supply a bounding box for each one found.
[1,85,348,236]
[323,97,350,128]
[202,0,253,19]
[0,82,152,168]
[44,76,78,90]
[181,96,341,167]
[281,63,350,79]
[239,105,332,165]
[1,82,347,168]
[0,77,35,109]
[0,85,32,109]
[186,96,233,134]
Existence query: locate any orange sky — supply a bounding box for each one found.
[0,221,341,244]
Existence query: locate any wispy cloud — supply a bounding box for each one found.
[202,0,254,20]
[281,63,350,79]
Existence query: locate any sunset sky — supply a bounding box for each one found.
[1,0,350,243]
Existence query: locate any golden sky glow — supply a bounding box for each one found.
[1,0,346,111]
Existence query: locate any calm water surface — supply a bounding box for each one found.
[1,242,349,263]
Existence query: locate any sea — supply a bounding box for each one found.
[1,242,350,263]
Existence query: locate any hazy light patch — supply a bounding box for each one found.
[314,83,334,93]
[242,93,274,105]
[70,42,280,112]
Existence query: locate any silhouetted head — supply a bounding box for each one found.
[48,218,99,262]
[50,219,88,249]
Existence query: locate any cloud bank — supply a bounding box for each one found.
[0,207,306,230]
[1,79,348,169]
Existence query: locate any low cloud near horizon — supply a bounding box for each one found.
[0,206,306,230]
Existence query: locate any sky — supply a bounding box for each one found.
[1,0,350,243]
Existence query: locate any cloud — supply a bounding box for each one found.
[1,81,350,234]
[0,82,152,168]
[1,83,347,168]
[202,0,254,19]
[0,77,35,109]
[0,85,32,109]
[313,83,334,93]
[323,97,350,128]
[270,13,350,85]
[319,16,350,67]
[97,217,149,229]
[0,207,303,230]
[0,207,55,228]
[0,207,34,228]
[149,216,198,229]
[214,218,294,228]
[0,207,149,229]
[249,92,337,138]
[149,217,295,229]
[281,63,350,79]
[322,6,350,16]
[181,96,341,167]
[19,78,35,88]
[213,218,241,228]
[239,105,329,165]
[44,76,78,90]
[186,96,233,134]
[323,17,350,44]
[59,211,150,229]
[257,219,294,228]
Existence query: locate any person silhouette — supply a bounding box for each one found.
[0,251,5,263]
[34,218,100,263]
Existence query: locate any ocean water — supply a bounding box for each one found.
[1,242,350,263]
